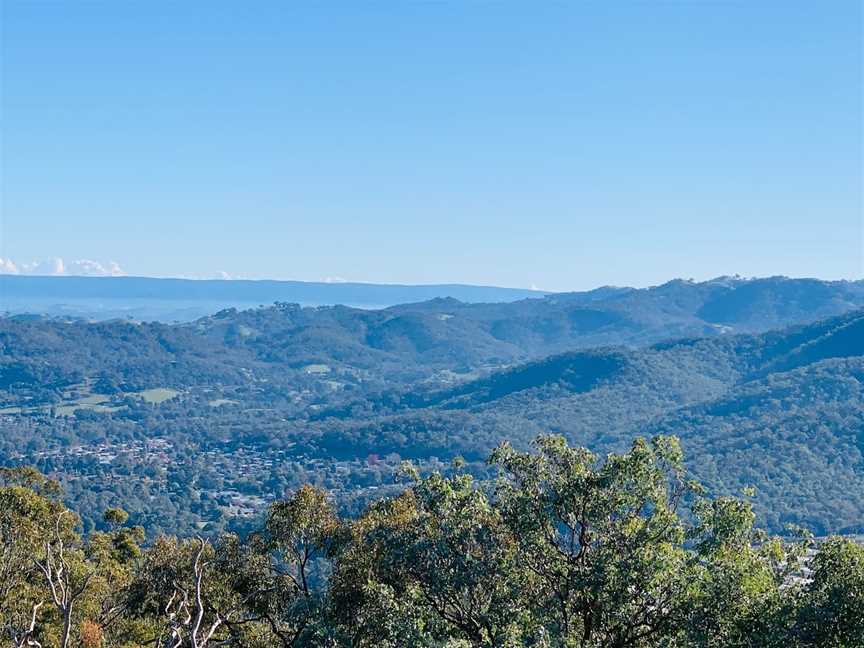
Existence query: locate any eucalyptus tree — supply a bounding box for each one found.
[489,435,701,647]
[244,484,343,646]
[329,467,529,647]
[0,468,80,648]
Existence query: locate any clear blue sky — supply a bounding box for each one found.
[1,1,861,291]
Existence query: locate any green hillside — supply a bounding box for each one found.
[0,281,862,536]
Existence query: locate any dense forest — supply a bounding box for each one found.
[3,436,863,648]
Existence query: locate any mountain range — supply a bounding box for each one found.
[330,308,863,534]
[0,275,862,536]
[2,274,862,325]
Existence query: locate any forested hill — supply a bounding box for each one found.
[0,280,862,537]
[2,274,862,332]
[316,309,864,534]
[405,307,864,409]
[3,276,863,390]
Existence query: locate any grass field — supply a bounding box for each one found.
[55,394,125,416]
[1,385,182,417]
[138,388,180,404]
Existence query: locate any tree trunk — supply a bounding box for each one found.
[61,604,73,648]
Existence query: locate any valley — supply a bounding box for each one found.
[1,276,863,536]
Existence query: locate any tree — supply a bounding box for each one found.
[793,537,864,647]
[246,484,342,646]
[2,441,863,648]
[125,536,237,647]
[0,468,70,648]
[35,510,98,648]
[683,495,805,648]
[489,435,700,647]
[359,470,527,646]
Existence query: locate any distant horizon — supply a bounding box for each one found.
[1,261,862,293]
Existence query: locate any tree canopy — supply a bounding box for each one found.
[2,435,861,647]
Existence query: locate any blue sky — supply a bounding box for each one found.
[1,1,861,291]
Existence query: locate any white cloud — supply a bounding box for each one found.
[0,257,126,277]
[21,258,66,276]
[65,259,126,277]
[105,261,125,276]
[0,258,19,274]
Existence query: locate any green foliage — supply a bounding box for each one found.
[793,538,864,647]
[0,469,146,648]
[1,302,863,538]
[3,439,862,648]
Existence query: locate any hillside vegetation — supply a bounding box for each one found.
[0,277,862,535]
[3,439,863,647]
